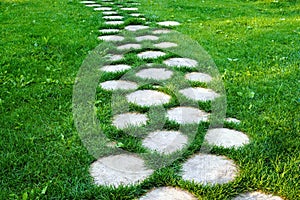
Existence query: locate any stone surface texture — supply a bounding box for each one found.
[126,90,171,106]
[112,112,148,129]
[136,68,173,80]
[100,80,138,91]
[167,106,209,124]
[233,192,283,200]
[137,51,166,59]
[140,187,197,200]
[185,72,212,83]
[179,87,220,101]
[100,64,131,73]
[164,58,198,68]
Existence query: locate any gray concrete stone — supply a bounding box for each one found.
[94,7,113,11]
[233,192,283,200]
[103,15,124,20]
[102,11,118,15]
[90,154,153,187]
[137,51,166,59]
[185,72,212,83]
[136,68,173,80]
[142,130,188,154]
[86,4,101,7]
[100,64,131,73]
[113,112,148,129]
[157,21,180,26]
[126,90,171,107]
[153,29,171,34]
[167,106,209,124]
[136,35,159,42]
[130,13,142,17]
[154,42,178,49]
[182,154,238,185]
[117,43,142,50]
[80,1,96,3]
[104,21,124,25]
[205,128,250,148]
[164,58,198,68]
[139,187,197,200]
[98,35,124,42]
[100,80,138,91]
[179,87,220,101]
[125,25,149,31]
[121,7,138,11]
[99,29,120,33]
[106,54,124,61]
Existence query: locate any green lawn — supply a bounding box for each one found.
[0,0,299,199]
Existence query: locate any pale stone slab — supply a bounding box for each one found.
[185,72,212,83]
[126,90,171,106]
[164,58,198,68]
[136,68,173,80]
[137,51,166,59]
[142,130,188,154]
[86,4,101,7]
[99,29,120,33]
[136,35,159,42]
[225,117,241,124]
[153,29,171,34]
[100,64,131,73]
[113,112,148,129]
[90,154,153,187]
[117,43,142,50]
[105,21,124,25]
[140,187,197,200]
[179,87,220,101]
[157,21,180,26]
[98,35,124,42]
[102,11,118,15]
[125,25,149,31]
[94,7,113,11]
[103,15,124,20]
[80,1,96,3]
[154,42,178,49]
[130,13,142,17]
[106,54,124,61]
[167,106,209,124]
[121,7,138,11]
[182,154,238,185]
[100,80,138,91]
[205,128,250,148]
[233,192,283,200]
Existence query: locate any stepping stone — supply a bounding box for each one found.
[153,29,171,34]
[185,72,212,83]
[102,11,118,15]
[179,87,220,101]
[154,42,178,49]
[164,58,198,68]
[136,35,159,42]
[205,128,250,148]
[233,192,283,200]
[142,130,188,154]
[113,112,148,129]
[140,187,197,200]
[106,54,124,61]
[90,154,153,186]
[125,25,149,31]
[94,7,113,11]
[126,90,171,107]
[100,80,138,91]
[105,21,124,25]
[167,106,209,124]
[80,1,96,3]
[121,7,138,11]
[100,64,131,73]
[136,68,173,80]
[130,13,142,17]
[99,29,120,34]
[117,43,141,50]
[103,15,124,20]
[86,4,101,7]
[181,154,238,185]
[98,35,124,42]
[139,18,146,21]
[225,117,241,123]
[157,21,180,26]
[137,51,166,59]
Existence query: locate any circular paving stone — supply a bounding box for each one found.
[136,68,173,80]
[121,7,138,11]
[153,29,171,34]
[98,35,124,42]
[100,80,138,91]
[130,13,142,17]
[80,1,96,3]
[125,25,149,31]
[225,117,241,124]
[100,64,131,73]
[112,112,148,129]
[105,21,124,25]
[94,7,113,11]
[106,54,124,61]
[157,21,180,26]
[179,87,220,101]
[233,192,283,200]
[142,130,188,154]
[126,90,171,107]
[86,4,101,7]
[140,187,197,200]
[117,43,141,50]
[90,154,153,187]
[182,154,238,185]
[185,72,212,83]
[103,15,124,20]
[154,42,178,49]
[102,11,118,15]
[137,51,166,59]
[205,128,250,148]
[99,29,120,34]
[167,106,209,124]
[164,58,198,68]
[136,35,159,42]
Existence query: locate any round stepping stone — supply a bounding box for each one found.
[102,11,118,15]
[137,51,166,59]
[99,29,120,34]
[233,192,283,200]
[112,112,148,129]
[86,4,101,7]
[136,35,159,42]
[136,68,173,80]
[98,35,124,42]
[157,21,180,26]
[103,15,124,20]
[153,29,171,34]
[100,64,131,73]
[121,7,138,11]
[142,130,188,154]
[164,58,198,68]
[100,80,138,91]
[80,1,96,3]
[130,13,142,17]
[105,21,124,25]
[117,43,141,50]
[154,42,178,49]
[94,7,113,11]
[90,154,153,186]
[182,154,238,185]
[167,106,209,124]
[140,187,197,200]
[205,128,250,148]
[179,87,220,101]
[106,54,124,61]
[185,72,212,83]
[225,117,241,123]
[125,25,149,31]
[126,90,171,107]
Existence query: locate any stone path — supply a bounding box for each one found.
[79,0,282,199]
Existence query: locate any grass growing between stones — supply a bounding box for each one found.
[0,0,299,199]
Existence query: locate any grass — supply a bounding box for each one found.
[0,0,299,199]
